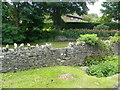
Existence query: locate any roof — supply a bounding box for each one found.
[66,14,84,20]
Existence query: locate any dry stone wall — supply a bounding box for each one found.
[0,42,118,73]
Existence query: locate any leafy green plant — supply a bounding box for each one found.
[84,55,118,67]
[88,60,119,77]
[84,55,105,66]
[88,55,119,77]
[2,23,26,44]
[76,34,99,45]
[97,39,110,52]
[76,34,110,52]
[94,24,109,31]
[109,33,120,43]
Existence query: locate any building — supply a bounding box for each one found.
[61,13,86,22]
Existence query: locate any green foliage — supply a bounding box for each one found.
[76,34,99,45]
[94,24,109,31]
[63,22,119,30]
[109,33,120,43]
[2,2,44,43]
[88,57,119,77]
[84,55,105,66]
[76,34,110,52]
[44,2,89,29]
[64,22,99,29]
[97,39,110,52]
[62,29,119,38]
[39,29,119,43]
[84,55,118,66]
[94,15,112,23]
[82,13,99,23]
[2,23,25,43]
[101,2,120,21]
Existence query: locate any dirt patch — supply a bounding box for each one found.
[58,73,76,80]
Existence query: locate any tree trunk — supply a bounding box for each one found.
[52,7,65,30]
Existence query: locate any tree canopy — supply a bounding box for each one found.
[82,13,99,22]
[2,2,90,43]
[2,2,45,43]
[100,2,120,22]
[94,15,112,23]
[42,2,89,29]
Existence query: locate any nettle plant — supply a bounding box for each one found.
[76,34,110,52]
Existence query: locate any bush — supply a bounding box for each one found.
[76,34,110,52]
[94,24,109,31]
[61,29,119,38]
[84,55,105,66]
[2,23,26,44]
[109,32,120,43]
[63,22,99,29]
[97,39,110,52]
[62,22,120,30]
[88,60,119,77]
[76,34,99,45]
[88,55,119,77]
[84,55,118,66]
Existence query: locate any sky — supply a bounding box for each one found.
[87,0,106,17]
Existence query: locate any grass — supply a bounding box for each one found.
[2,66,118,88]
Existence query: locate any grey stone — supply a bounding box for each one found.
[80,66,89,72]
[55,36,67,41]
[0,42,118,73]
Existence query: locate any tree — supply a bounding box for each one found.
[82,13,99,22]
[100,2,120,22]
[2,2,45,43]
[42,2,89,29]
[94,15,112,23]
[2,2,25,43]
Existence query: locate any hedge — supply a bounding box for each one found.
[40,29,119,40]
[63,22,120,30]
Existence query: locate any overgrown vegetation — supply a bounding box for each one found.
[2,2,120,44]
[109,32,120,43]
[76,34,99,45]
[84,55,119,78]
[2,2,90,44]
[94,24,109,31]
[84,55,105,66]
[63,22,120,30]
[88,57,119,77]
[76,34,110,52]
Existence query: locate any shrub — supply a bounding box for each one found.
[62,22,120,30]
[109,33,120,43]
[94,24,109,31]
[84,55,118,66]
[97,39,110,52]
[88,55,119,77]
[76,34,99,45]
[2,23,26,44]
[61,29,119,38]
[88,60,119,77]
[76,34,110,52]
[84,55,105,66]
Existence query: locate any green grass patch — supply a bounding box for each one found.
[2,66,118,88]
